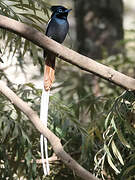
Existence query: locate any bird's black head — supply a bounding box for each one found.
[50,6,71,19]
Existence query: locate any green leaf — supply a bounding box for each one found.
[13,3,39,11]
[31,23,44,32]
[105,111,112,128]
[111,117,117,131]
[12,124,19,139]
[117,130,131,148]
[25,149,32,167]
[30,42,38,65]
[19,13,37,23]
[107,154,120,174]
[12,36,22,57]
[2,123,10,141]
[104,144,112,159]
[3,32,14,53]
[23,39,30,56]
[21,129,30,144]
[32,159,37,176]
[19,13,46,23]
[29,0,36,15]
[123,165,135,176]
[0,57,3,63]
[111,140,124,165]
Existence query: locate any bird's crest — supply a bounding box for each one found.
[50,6,67,12]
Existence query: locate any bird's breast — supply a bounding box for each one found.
[47,17,69,43]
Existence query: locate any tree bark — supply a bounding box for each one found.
[74,0,124,59]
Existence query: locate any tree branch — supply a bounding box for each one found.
[36,154,59,164]
[0,15,135,90]
[21,154,59,164]
[0,80,99,180]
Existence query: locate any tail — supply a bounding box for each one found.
[44,55,55,91]
[40,88,50,175]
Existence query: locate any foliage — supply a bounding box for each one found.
[0,0,135,180]
[55,61,135,180]
[0,0,49,66]
[53,29,135,179]
[94,91,135,179]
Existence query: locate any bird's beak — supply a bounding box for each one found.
[65,9,72,13]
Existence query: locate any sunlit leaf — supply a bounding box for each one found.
[111,140,124,165]
[104,144,112,159]
[111,117,117,131]
[105,111,112,128]
[107,154,120,174]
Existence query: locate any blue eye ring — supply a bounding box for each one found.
[58,9,63,13]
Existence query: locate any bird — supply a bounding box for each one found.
[44,5,71,91]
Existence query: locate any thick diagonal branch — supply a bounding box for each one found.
[0,15,135,90]
[0,80,98,180]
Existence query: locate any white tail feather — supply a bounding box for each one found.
[40,87,50,175]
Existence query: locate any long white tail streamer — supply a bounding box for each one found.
[40,87,50,175]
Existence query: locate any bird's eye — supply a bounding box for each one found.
[58,9,63,13]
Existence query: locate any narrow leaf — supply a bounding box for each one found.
[111,140,124,165]
[105,112,112,128]
[104,144,113,159]
[31,43,38,65]
[23,39,29,56]
[123,165,135,176]
[117,130,131,148]
[107,154,120,174]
